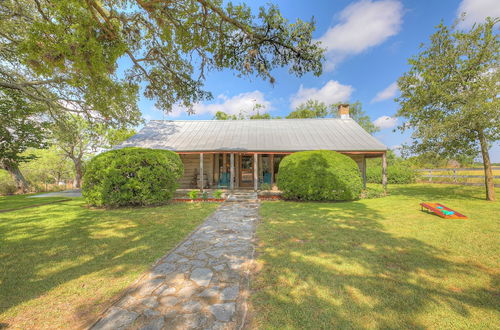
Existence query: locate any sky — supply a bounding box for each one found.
[133,0,500,161]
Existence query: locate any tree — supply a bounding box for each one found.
[0,87,47,192]
[286,100,329,118]
[20,147,74,189]
[0,1,323,124]
[287,100,380,134]
[52,115,135,188]
[332,101,379,134]
[396,18,499,201]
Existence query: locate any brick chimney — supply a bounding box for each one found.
[338,104,350,119]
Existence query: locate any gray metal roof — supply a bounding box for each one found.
[117,119,387,152]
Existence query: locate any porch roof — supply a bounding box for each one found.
[117,119,387,153]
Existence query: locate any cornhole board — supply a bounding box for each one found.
[420,203,468,219]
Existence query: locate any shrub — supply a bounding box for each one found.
[213,190,223,199]
[82,147,183,207]
[188,190,199,199]
[277,150,363,201]
[260,183,272,191]
[201,191,209,200]
[366,164,417,184]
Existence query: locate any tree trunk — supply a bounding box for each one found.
[478,130,496,201]
[5,162,29,193]
[72,158,83,188]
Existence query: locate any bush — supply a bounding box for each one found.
[82,147,183,207]
[213,190,223,199]
[366,164,417,184]
[277,150,363,201]
[188,190,199,199]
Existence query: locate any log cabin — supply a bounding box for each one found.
[117,105,388,190]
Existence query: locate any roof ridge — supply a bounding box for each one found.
[148,118,351,122]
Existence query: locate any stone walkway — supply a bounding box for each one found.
[91,199,260,330]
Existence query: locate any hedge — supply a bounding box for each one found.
[366,164,417,184]
[277,150,363,201]
[82,147,183,207]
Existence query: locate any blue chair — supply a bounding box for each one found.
[263,172,272,184]
[218,172,230,188]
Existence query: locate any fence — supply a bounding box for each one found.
[416,167,500,187]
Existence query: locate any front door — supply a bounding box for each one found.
[239,154,253,187]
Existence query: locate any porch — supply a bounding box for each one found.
[177,151,388,191]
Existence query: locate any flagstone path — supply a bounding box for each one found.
[91,199,260,330]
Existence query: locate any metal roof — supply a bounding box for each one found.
[117,119,387,152]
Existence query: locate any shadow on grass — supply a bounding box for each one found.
[0,200,216,328]
[253,199,499,329]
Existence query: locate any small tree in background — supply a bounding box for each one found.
[0,87,47,192]
[396,18,499,201]
[286,100,329,118]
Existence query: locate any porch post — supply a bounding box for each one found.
[199,153,204,191]
[270,154,274,184]
[382,152,387,191]
[230,153,235,190]
[362,156,367,189]
[254,153,258,191]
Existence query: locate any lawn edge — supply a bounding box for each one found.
[0,199,71,213]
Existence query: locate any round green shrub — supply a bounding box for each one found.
[82,147,183,207]
[366,164,417,184]
[277,150,363,201]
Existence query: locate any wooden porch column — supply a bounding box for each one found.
[254,153,258,191]
[362,156,367,189]
[230,153,235,190]
[270,154,274,184]
[199,153,204,191]
[382,152,387,191]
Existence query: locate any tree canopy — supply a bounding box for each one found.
[0,0,324,124]
[396,18,499,200]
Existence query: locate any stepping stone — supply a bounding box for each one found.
[221,286,239,301]
[190,268,213,287]
[139,317,164,330]
[209,303,236,322]
[92,307,138,330]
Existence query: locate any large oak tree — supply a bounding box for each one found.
[0,0,324,125]
[396,18,499,201]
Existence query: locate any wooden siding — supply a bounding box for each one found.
[178,154,214,189]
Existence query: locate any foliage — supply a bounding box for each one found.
[286,100,329,118]
[201,191,209,200]
[0,1,323,123]
[19,147,74,187]
[188,190,199,199]
[213,190,223,199]
[0,87,48,191]
[82,148,183,207]
[0,170,17,195]
[332,101,380,134]
[286,100,379,134]
[396,18,499,200]
[367,164,417,184]
[254,184,500,329]
[277,150,363,201]
[0,199,218,329]
[52,114,136,187]
[260,183,273,191]
[360,183,387,199]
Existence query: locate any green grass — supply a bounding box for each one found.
[253,184,500,329]
[0,194,68,211]
[0,199,219,329]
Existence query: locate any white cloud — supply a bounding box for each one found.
[373,115,398,129]
[371,82,398,103]
[318,0,404,70]
[290,80,354,109]
[166,90,272,118]
[456,0,500,29]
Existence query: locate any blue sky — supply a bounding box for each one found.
[134,0,500,161]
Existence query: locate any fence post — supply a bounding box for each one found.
[429,170,432,182]
[453,169,457,183]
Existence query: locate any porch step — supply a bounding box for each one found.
[226,192,258,202]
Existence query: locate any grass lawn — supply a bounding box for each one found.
[0,199,219,329]
[0,194,68,211]
[252,184,499,329]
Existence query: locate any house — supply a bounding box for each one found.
[117,105,388,190]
